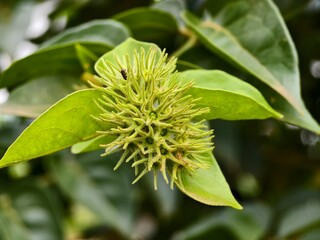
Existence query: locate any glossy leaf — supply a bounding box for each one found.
[178,44,241,73]
[179,70,282,120]
[113,8,177,46]
[1,19,130,89]
[41,19,130,48]
[0,43,108,89]
[175,151,242,209]
[258,87,320,134]
[152,0,186,28]
[182,0,320,133]
[47,151,136,237]
[0,75,86,118]
[0,89,109,168]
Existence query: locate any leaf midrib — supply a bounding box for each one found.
[185,13,302,113]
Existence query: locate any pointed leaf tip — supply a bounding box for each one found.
[176,151,242,210]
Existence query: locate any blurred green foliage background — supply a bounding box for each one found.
[0,0,320,239]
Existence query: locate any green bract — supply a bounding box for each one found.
[92,47,213,189]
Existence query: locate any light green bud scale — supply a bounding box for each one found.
[91,47,214,189]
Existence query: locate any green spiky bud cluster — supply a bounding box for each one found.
[92,47,214,189]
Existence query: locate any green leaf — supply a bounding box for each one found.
[175,151,242,209]
[277,201,320,237]
[178,44,240,72]
[47,151,136,237]
[95,38,163,77]
[259,87,320,134]
[75,44,98,73]
[0,89,109,168]
[40,19,130,49]
[113,8,177,46]
[182,0,320,133]
[0,180,63,240]
[176,59,202,71]
[0,43,109,89]
[152,0,186,28]
[180,70,282,120]
[71,135,116,154]
[1,19,130,89]
[0,75,86,118]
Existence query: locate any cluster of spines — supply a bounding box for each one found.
[91,47,213,189]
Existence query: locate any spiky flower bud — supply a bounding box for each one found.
[91,47,214,189]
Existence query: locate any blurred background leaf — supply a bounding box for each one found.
[277,201,320,238]
[47,151,137,238]
[113,8,178,49]
[173,203,271,240]
[0,180,64,240]
[0,75,85,117]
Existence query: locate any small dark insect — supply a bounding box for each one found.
[120,69,127,80]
